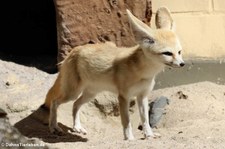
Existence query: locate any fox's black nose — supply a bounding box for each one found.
[180,63,185,67]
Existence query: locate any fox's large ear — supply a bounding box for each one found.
[155,7,175,31]
[126,9,155,45]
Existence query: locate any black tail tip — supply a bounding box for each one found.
[40,104,49,111]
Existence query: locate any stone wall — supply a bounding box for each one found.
[54,0,152,62]
[152,0,225,59]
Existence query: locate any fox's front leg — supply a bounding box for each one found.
[118,95,134,140]
[137,95,154,138]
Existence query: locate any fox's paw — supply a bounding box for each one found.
[145,132,161,140]
[152,132,161,138]
[73,125,87,135]
[124,135,135,141]
[49,125,64,136]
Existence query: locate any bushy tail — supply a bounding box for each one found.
[32,74,62,124]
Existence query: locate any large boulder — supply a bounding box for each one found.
[0,108,49,149]
[53,0,152,62]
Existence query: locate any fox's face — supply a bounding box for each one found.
[127,7,185,68]
[150,29,185,68]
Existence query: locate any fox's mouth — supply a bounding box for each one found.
[164,63,180,68]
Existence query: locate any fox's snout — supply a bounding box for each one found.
[166,61,185,68]
[172,60,185,68]
[166,57,185,68]
[172,58,185,67]
[176,56,185,67]
[162,53,185,68]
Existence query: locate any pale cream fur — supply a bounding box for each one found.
[43,7,184,140]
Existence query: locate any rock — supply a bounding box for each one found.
[149,96,169,127]
[54,0,152,62]
[149,96,170,128]
[0,108,49,149]
[93,92,136,116]
[138,96,170,130]
[93,92,119,116]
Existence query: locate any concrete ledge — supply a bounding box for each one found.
[155,59,225,89]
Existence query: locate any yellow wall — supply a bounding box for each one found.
[152,0,225,58]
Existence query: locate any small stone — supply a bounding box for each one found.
[5,81,10,86]
[0,108,7,118]
[177,91,188,99]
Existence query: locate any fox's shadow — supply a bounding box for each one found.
[14,110,88,143]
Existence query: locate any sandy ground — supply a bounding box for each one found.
[1,59,225,149]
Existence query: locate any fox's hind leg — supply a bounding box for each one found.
[49,88,84,135]
[72,90,96,135]
[47,73,84,135]
[118,95,134,140]
[44,74,65,135]
[49,99,63,134]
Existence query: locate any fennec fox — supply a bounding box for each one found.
[40,7,184,140]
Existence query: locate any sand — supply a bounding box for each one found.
[1,59,225,149]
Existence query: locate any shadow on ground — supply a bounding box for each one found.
[14,111,88,143]
[0,52,58,74]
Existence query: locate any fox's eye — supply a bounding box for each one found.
[178,51,181,55]
[162,52,173,56]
